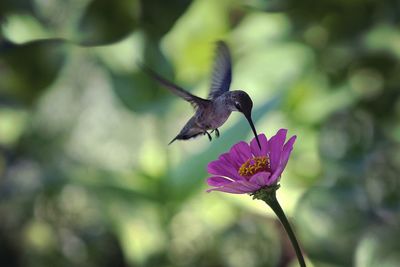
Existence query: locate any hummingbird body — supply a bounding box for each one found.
[170,92,233,143]
[142,41,262,148]
[198,93,233,130]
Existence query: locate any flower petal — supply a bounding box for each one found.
[218,152,239,169]
[249,171,271,186]
[218,181,259,194]
[207,160,242,180]
[250,134,268,156]
[236,180,260,191]
[229,141,252,164]
[207,186,247,194]
[269,129,287,171]
[206,129,297,195]
[270,135,296,183]
[207,176,234,187]
[280,135,296,170]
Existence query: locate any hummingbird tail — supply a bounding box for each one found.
[168,136,178,145]
[168,131,205,145]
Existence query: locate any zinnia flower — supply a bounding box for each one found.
[206,129,296,194]
[205,128,306,266]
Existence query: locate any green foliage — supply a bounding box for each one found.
[0,40,67,105]
[78,0,140,45]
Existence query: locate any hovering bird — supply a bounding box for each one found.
[142,41,261,148]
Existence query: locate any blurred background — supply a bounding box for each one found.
[1,0,400,266]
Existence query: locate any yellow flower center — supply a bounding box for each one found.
[238,156,270,177]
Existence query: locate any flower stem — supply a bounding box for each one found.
[267,196,306,267]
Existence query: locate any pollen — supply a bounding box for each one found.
[238,156,270,177]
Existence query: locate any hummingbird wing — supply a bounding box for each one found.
[208,41,232,100]
[141,64,209,109]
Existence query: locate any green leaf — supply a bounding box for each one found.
[0,39,67,105]
[140,0,192,40]
[77,0,139,45]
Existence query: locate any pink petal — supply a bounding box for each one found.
[270,135,296,183]
[207,176,234,187]
[207,161,242,180]
[229,141,252,164]
[218,152,240,169]
[280,135,296,170]
[207,186,247,194]
[209,179,259,193]
[236,180,260,191]
[249,171,271,186]
[269,129,287,171]
[250,134,268,156]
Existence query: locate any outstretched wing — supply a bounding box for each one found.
[208,41,232,100]
[141,64,209,109]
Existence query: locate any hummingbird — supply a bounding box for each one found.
[142,41,261,148]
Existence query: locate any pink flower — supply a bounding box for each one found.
[206,129,296,194]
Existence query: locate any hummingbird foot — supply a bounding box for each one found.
[210,129,220,138]
[204,131,212,141]
[215,128,220,138]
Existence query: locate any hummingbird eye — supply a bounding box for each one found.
[234,102,241,111]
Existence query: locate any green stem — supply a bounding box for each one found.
[264,193,306,267]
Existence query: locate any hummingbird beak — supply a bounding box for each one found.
[244,113,261,149]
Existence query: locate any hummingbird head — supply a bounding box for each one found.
[230,90,253,113]
[230,90,261,149]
